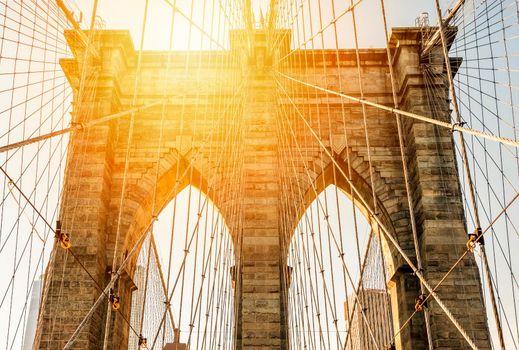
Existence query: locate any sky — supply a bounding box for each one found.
[72,0,440,50]
[1,0,518,349]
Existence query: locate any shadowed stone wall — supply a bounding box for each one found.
[35,28,490,350]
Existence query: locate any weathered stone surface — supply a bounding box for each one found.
[36,28,490,350]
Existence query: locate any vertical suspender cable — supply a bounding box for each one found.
[379,0,434,347]
[431,0,505,347]
[102,0,150,348]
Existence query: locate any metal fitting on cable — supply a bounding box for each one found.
[55,220,72,249]
[109,288,120,310]
[70,121,85,130]
[369,212,380,219]
[138,334,147,348]
[413,267,424,277]
[384,344,396,350]
[415,293,428,312]
[451,121,467,133]
[467,227,483,252]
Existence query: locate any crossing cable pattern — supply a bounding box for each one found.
[273,0,396,348]
[1,0,519,349]
[270,0,519,349]
[67,0,246,349]
[107,0,246,349]
[0,1,75,348]
[0,0,245,348]
[421,0,519,347]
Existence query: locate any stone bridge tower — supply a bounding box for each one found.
[35,27,491,350]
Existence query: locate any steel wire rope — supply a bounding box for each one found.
[313,1,346,344]
[1,166,149,349]
[160,0,227,50]
[0,1,65,346]
[387,190,519,348]
[146,0,181,346]
[274,74,481,349]
[309,0,346,345]
[0,97,181,155]
[193,49,244,348]
[322,1,365,345]
[277,100,379,350]
[275,79,382,349]
[31,4,79,345]
[187,194,223,347]
[193,4,224,347]
[272,2,354,346]
[449,0,519,343]
[431,0,505,345]
[187,3,246,346]
[148,94,245,350]
[101,0,151,346]
[175,0,199,337]
[46,31,101,345]
[302,2,336,347]
[136,76,248,348]
[0,115,71,257]
[276,101,316,350]
[276,71,519,148]
[62,76,248,350]
[278,99,376,350]
[272,31,313,347]
[0,82,71,148]
[293,6,327,347]
[349,2,395,348]
[275,0,364,63]
[268,0,308,61]
[186,0,213,342]
[188,9,245,346]
[185,0,221,346]
[420,38,493,347]
[379,0,436,346]
[473,0,519,341]
[150,235,177,344]
[59,4,246,336]
[135,0,184,344]
[4,1,70,46]
[5,3,39,344]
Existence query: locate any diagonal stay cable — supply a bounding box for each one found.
[160,0,226,50]
[62,80,245,349]
[277,93,378,349]
[276,70,519,148]
[148,88,246,349]
[0,95,185,154]
[388,190,519,347]
[274,75,480,350]
[0,164,149,347]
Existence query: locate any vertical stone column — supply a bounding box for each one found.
[37,88,113,350]
[392,29,491,349]
[36,31,130,350]
[237,73,285,349]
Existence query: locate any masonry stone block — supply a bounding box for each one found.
[35,27,491,350]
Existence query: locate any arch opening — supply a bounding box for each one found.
[286,184,394,350]
[128,185,236,350]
